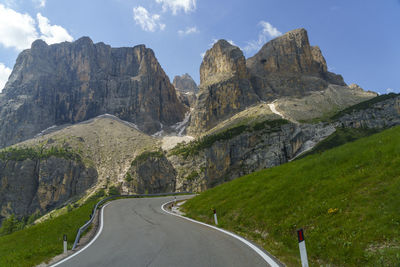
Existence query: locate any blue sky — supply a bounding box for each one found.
[0,0,399,94]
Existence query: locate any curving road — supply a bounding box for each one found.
[54,196,278,267]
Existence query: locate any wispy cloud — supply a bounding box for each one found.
[33,0,46,8]
[155,0,196,15]
[0,4,73,51]
[243,21,281,54]
[133,6,165,32]
[178,26,198,36]
[0,63,12,93]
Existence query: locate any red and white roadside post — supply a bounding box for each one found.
[213,209,218,225]
[297,229,309,267]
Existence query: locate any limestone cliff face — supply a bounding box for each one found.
[169,121,335,192]
[337,94,400,128]
[189,40,259,134]
[0,156,97,223]
[247,28,346,100]
[0,37,186,148]
[173,73,198,107]
[124,152,176,194]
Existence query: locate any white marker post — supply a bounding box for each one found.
[213,209,218,225]
[297,229,309,267]
[174,196,177,205]
[63,234,68,254]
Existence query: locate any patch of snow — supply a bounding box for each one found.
[152,123,164,137]
[172,112,191,136]
[267,101,285,119]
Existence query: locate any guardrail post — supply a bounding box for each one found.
[63,234,67,254]
[297,228,309,267]
[213,209,218,225]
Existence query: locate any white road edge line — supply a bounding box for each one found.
[50,202,111,267]
[161,200,280,267]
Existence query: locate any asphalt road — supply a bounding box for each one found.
[55,196,272,267]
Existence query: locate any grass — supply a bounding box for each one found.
[182,125,400,266]
[0,198,100,267]
[170,119,288,158]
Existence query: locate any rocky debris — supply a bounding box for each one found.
[273,84,377,122]
[0,37,187,148]
[125,151,176,194]
[246,28,346,100]
[189,40,259,134]
[0,156,97,224]
[337,94,400,128]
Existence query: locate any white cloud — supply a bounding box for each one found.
[37,13,73,44]
[178,26,198,36]
[227,40,236,46]
[0,4,38,50]
[386,88,395,93]
[200,52,205,58]
[243,21,282,54]
[0,63,12,93]
[33,0,46,8]
[0,5,73,50]
[133,6,165,32]
[155,0,196,15]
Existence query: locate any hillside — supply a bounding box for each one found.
[183,125,400,266]
[20,115,159,193]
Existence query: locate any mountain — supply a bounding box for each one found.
[0,115,158,222]
[0,28,389,228]
[189,40,259,134]
[0,37,187,148]
[173,73,198,107]
[188,28,376,134]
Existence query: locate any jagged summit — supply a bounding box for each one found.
[0,37,187,148]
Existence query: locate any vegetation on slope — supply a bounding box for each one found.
[0,146,82,162]
[171,119,288,158]
[330,93,399,120]
[0,192,105,267]
[183,125,400,266]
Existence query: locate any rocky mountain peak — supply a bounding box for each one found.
[173,73,198,93]
[0,37,187,148]
[189,40,259,134]
[200,39,248,84]
[247,28,326,75]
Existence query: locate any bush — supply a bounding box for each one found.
[108,186,119,196]
[131,150,164,166]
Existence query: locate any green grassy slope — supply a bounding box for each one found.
[183,126,400,266]
[0,198,100,267]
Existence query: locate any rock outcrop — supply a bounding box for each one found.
[125,151,176,194]
[246,28,346,100]
[0,154,97,224]
[337,94,400,128]
[0,37,187,148]
[189,40,259,134]
[170,120,335,192]
[173,73,198,107]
